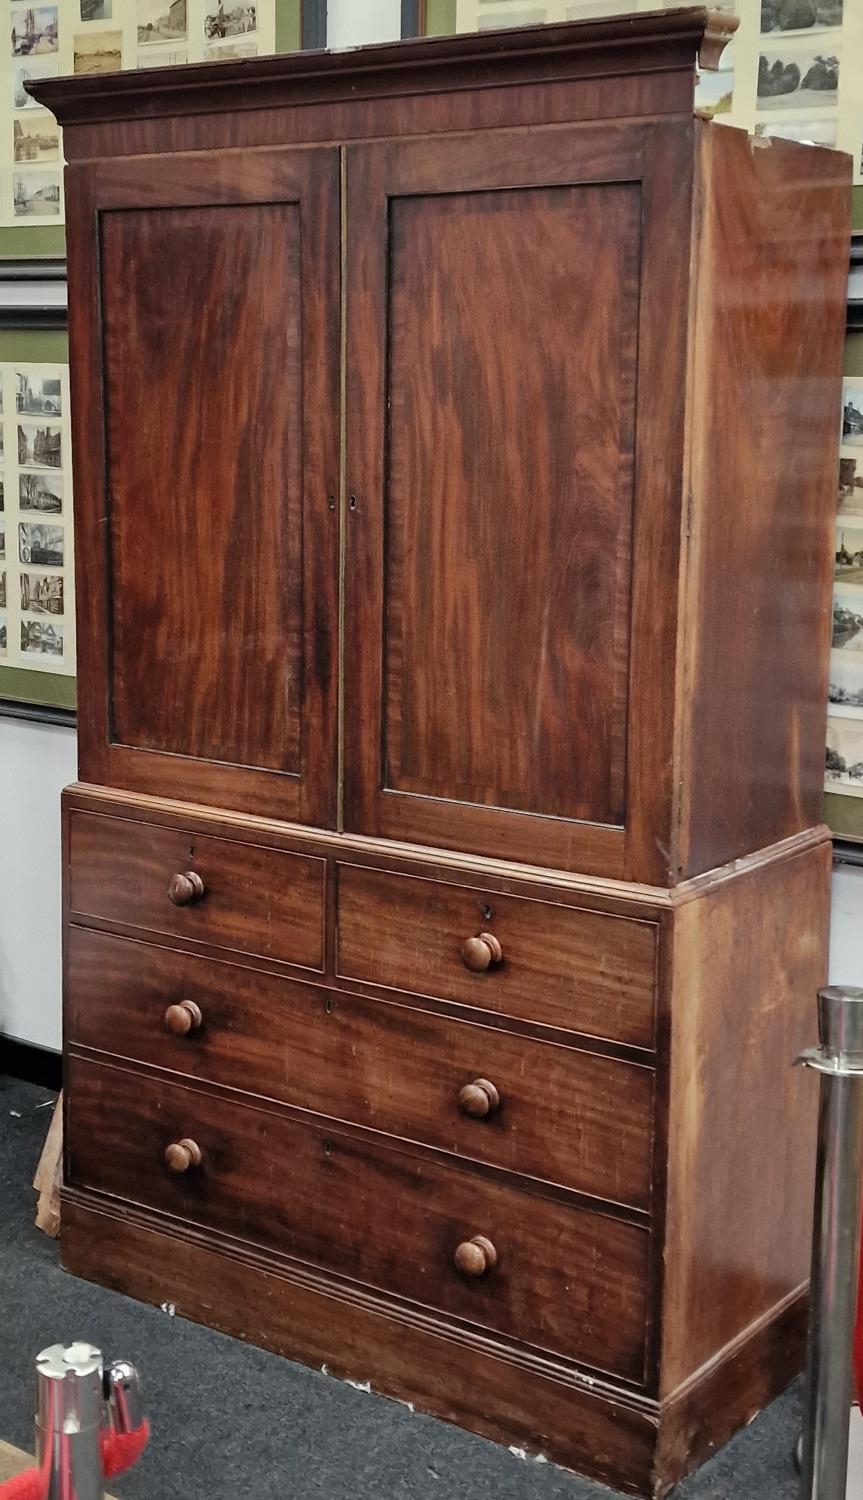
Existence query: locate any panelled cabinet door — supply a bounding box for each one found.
[343,123,691,881]
[67,148,340,826]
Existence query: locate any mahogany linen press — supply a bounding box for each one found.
[33,9,850,1496]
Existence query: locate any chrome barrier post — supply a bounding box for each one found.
[36,1342,106,1500]
[798,986,863,1500]
[34,1342,144,1500]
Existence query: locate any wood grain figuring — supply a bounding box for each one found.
[336,863,658,1049]
[102,202,302,772]
[65,149,340,824]
[61,1196,660,1497]
[68,811,325,970]
[343,120,693,881]
[66,1056,651,1383]
[383,182,639,823]
[676,124,852,877]
[660,837,830,1393]
[56,74,695,167]
[66,927,655,1210]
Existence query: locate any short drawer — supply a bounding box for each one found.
[336,865,657,1049]
[67,928,655,1210]
[68,811,325,971]
[67,1057,650,1382]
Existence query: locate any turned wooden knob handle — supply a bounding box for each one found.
[168,870,205,907]
[163,1138,202,1173]
[163,1000,203,1036]
[454,1235,498,1278]
[461,932,503,973]
[458,1078,500,1118]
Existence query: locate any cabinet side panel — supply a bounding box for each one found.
[677,125,850,878]
[660,837,830,1394]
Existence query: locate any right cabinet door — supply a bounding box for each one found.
[343,122,690,880]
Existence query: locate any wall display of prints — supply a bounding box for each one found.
[834,396,863,802]
[0,360,73,685]
[0,0,276,227]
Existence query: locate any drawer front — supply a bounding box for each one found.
[67,928,655,1210]
[68,811,325,971]
[67,1057,650,1382]
[337,865,657,1048]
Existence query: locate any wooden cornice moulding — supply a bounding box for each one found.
[28,7,736,131]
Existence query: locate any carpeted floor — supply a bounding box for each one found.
[0,1075,802,1499]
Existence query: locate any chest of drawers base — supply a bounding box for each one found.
[60,785,827,1497]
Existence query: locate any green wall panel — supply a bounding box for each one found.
[0,329,68,362]
[426,0,457,34]
[276,0,302,54]
[0,225,66,259]
[846,334,863,380]
[0,666,76,710]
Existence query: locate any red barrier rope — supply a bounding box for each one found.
[0,1420,150,1500]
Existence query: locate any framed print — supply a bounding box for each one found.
[0,325,73,716]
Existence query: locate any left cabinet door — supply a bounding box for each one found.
[67,147,341,826]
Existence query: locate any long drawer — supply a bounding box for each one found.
[67,811,325,971]
[336,864,658,1048]
[67,928,654,1209]
[67,1057,651,1382]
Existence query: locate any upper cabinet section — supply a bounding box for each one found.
[66,148,341,825]
[41,11,849,884]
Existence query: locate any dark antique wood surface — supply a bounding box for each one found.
[66,927,655,1210]
[43,10,848,1496]
[336,863,658,1048]
[67,1055,651,1383]
[103,201,303,770]
[64,148,341,825]
[61,1190,805,1499]
[30,10,736,134]
[343,120,691,882]
[379,178,639,823]
[675,124,851,879]
[660,836,830,1395]
[67,810,326,971]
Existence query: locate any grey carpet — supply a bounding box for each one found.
[0,1075,801,1498]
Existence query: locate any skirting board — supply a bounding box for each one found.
[0,1038,61,1091]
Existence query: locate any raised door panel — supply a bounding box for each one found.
[384,183,638,825]
[343,123,692,881]
[67,150,340,824]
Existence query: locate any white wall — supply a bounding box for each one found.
[0,718,75,1051]
[830,865,863,986]
[326,0,400,48]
